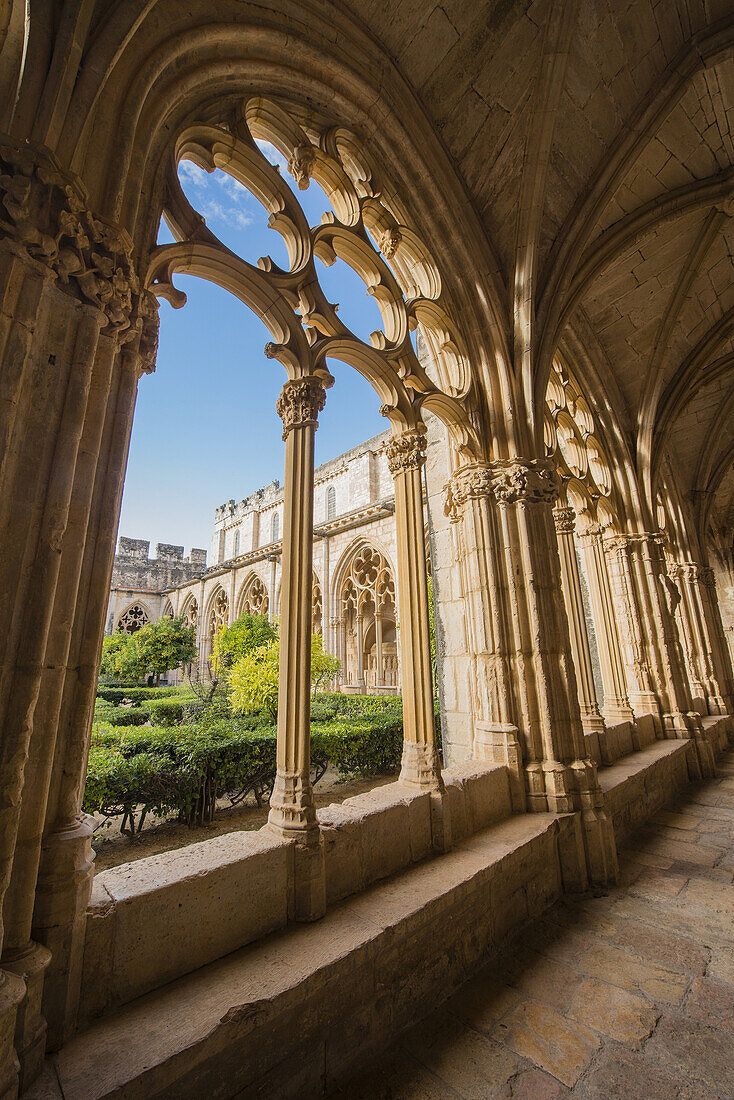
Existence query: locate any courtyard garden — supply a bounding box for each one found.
[87,611,439,859]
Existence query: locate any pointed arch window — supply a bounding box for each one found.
[327,485,336,520]
[234,530,240,558]
[272,512,280,543]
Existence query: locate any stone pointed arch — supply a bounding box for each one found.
[235,571,269,619]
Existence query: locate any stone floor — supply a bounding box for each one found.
[335,748,734,1100]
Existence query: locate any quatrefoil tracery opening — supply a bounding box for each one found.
[148,95,479,454]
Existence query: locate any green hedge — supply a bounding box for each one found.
[96,686,181,705]
[85,704,418,835]
[86,691,441,836]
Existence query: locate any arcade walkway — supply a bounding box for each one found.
[338,750,734,1100]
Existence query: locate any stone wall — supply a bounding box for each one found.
[106,540,207,634]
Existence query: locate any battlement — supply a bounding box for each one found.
[112,537,207,591]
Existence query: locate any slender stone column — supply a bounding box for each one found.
[553,508,605,738]
[356,612,366,691]
[605,533,714,775]
[2,322,113,1084]
[34,344,143,1049]
[672,563,730,715]
[444,464,523,807]
[577,525,634,725]
[268,556,278,624]
[330,617,342,688]
[604,535,662,722]
[268,376,329,920]
[386,428,442,791]
[375,612,384,688]
[489,460,616,885]
[699,567,734,714]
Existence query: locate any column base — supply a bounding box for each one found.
[473,723,526,812]
[540,761,576,814]
[602,703,636,725]
[398,742,443,792]
[32,816,95,1052]
[1,944,51,1091]
[268,770,318,840]
[570,760,618,887]
[580,710,606,737]
[0,971,25,1100]
[705,694,728,717]
[684,713,718,779]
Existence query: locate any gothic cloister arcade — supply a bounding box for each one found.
[1,2,734,1096]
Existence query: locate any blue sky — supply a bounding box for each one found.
[118,143,387,556]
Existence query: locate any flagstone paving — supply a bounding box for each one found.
[336,748,734,1099]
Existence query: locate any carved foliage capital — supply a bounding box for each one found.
[553,506,576,534]
[491,460,558,506]
[276,377,327,440]
[385,430,427,475]
[443,464,493,518]
[0,139,145,337]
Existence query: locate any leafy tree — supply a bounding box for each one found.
[128,616,197,683]
[213,613,278,673]
[310,633,341,692]
[228,633,341,720]
[100,631,132,677]
[228,640,280,720]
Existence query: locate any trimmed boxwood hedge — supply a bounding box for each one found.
[96,686,181,705]
[85,691,441,836]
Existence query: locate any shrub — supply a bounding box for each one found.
[84,694,442,837]
[96,686,180,705]
[96,706,151,727]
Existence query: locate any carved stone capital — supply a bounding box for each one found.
[385,429,427,475]
[443,463,493,518]
[276,377,327,440]
[605,530,664,554]
[0,138,146,338]
[287,144,316,190]
[700,566,716,589]
[491,460,558,506]
[553,506,576,534]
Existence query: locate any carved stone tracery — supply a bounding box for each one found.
[117,604,149,634]
[208,589,229,638]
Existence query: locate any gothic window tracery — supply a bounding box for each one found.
[234,531,240,557]
[161,599,174,619]
[312,573,322,634]
[208,589,229,639]
[326,485,336,520]
[271,513,280,543]
[183,597,198,632]
[240,575,269,618]
[339,545,397,690]
[117,604,150,634]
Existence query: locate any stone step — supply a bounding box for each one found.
[598,738,694,843]
[53,812,565,1100]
